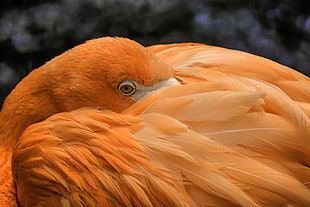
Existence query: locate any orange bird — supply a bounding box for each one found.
[0,37,309,207]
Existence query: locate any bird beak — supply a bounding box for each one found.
[130,78,179,101]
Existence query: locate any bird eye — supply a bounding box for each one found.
[118,80,136,96]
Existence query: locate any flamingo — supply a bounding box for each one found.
[0,37,309,206]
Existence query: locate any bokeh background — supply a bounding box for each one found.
[1,0,309,107]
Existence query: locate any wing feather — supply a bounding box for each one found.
[137,113,310,206]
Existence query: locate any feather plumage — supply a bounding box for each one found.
[0,37,309,206]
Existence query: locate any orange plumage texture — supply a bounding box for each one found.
[0,37,309,206]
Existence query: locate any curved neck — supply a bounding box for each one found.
[0,68,60,206]
[0,67,61,143]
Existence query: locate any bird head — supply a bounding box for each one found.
[41,37,176,112]
[0,37,176,139]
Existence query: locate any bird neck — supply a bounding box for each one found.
[0,68,60,147]
[0,68,61,206]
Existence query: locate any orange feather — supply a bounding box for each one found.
[0,37,309,206]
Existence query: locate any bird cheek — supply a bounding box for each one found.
[112,96,136,113]
[94,93,135,113]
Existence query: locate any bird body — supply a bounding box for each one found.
[0,37,309,206]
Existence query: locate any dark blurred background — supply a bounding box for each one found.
[1,0,309,107]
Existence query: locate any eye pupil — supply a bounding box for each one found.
[119,81,136,96]
[121,85,133,93]
[122,86,132,92]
